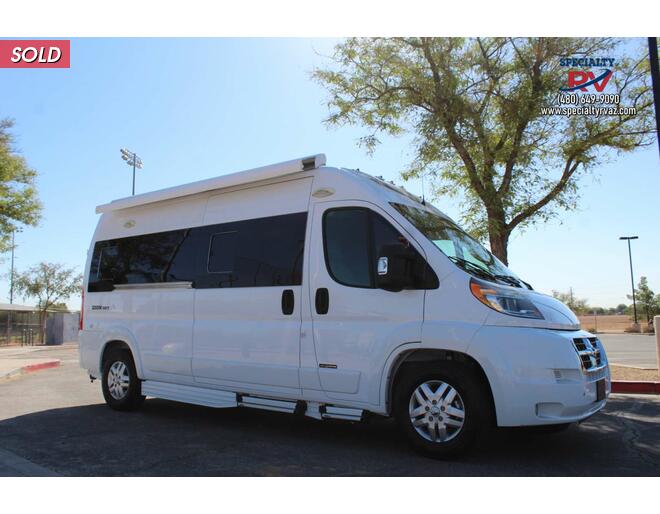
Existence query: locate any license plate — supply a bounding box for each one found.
[596,379,606,402]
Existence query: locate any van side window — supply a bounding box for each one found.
[88,229,196,292]
[208,231,238,273]
[323,209,372,288]
[96,245,122,281]
[197,212,307,289]
[164,229,198,282]
[88,212,307,292]
[323,208,438,289]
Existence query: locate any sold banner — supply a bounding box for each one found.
[0,40,70,68]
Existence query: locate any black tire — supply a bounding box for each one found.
[101,349,145,411]
[394,362,490,459]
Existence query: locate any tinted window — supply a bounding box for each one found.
[88,228,196,292]
[372,212,408,254]
[88,212,308,292]
[323,209,372,288]
[208,231,238,273]
[197,212,307,288]
[164,229,199,282]
[323,208,438,289]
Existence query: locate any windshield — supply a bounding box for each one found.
[391,202,529,289]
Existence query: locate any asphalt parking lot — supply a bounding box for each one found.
[598,334,658,368]
[0,345,659,476]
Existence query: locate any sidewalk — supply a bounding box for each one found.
[0,344,75,380]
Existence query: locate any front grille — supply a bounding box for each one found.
[572,337,604,372]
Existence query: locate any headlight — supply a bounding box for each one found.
[469,278,544,319]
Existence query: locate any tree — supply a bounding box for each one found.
[0,118,42,254]
[13,262,82,344]
[627,276,660,322]
[314,38,654,264]
[552,287,590,314]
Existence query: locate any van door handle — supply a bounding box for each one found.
[315,288,329,315]
[281,289,294,315]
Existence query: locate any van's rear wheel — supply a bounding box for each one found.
[101,349,145,411]
[394,363,488,459]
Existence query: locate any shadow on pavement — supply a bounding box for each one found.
[0,395,658,476]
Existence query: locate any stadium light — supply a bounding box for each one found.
[120,148,143,195]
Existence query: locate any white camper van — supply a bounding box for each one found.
[79,154,610,457]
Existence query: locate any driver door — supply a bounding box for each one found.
[307,201,428,406]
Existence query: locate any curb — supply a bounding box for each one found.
[1,359,61,380]
[611,380,660,395]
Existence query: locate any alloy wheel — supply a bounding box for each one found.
[107,361,130,400]
[408,380,466,443]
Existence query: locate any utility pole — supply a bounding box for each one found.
[6,230,16,345]
[619,236,639,325]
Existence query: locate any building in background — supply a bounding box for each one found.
[0,303,79,346]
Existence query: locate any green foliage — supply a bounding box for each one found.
[627,276,660,321]
[13,262,82,343]
[552,287,590,314]
[0,118,42,253]
[314,38,654,264]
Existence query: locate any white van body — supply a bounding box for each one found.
[80,154,610,449]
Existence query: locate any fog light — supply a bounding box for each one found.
[536,402,564,418]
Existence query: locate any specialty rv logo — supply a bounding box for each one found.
[559,56,614,92]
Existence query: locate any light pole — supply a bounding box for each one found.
[619,235,639,325]
[120,148,143,196]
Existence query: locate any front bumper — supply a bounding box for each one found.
[467,326,610,427]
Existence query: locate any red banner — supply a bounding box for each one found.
[0,40,70,68]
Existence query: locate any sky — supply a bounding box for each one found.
[0,37,658,310]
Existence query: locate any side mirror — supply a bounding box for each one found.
[376,244,415,292]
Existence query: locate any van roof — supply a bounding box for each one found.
[95,154,327,214]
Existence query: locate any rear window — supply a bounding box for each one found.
[88,228,194,292]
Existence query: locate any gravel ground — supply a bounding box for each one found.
[610,364,659,381]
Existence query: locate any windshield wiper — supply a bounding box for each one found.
[447,256,499,282]
[448,256,525,288]
[493,274,524,289]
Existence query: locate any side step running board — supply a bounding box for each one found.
[142,381,237,408]
[238,395,298,414]
[321,405,363,421]
[142,381,364,421]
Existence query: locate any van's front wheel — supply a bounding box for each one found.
[394,363,488,458]
[101,350,145,411]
